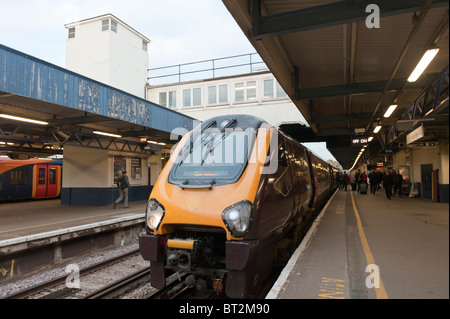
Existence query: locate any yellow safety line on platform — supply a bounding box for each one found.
[0,208,142,235]
[350,191,389,299]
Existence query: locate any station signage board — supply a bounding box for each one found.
[406,125,424,144]
[351,135,368,147]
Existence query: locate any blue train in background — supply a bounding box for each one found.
[0,156,62,201]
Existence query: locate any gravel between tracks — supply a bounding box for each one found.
[0,243,144,299]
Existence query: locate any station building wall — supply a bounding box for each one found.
[61,145,153,205]
[393,137,449,203]
[147,72,307,128]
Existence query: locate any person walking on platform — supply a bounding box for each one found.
[383,170,394,200]
[369,170,378,194]
[393,170,403,197]
[355,170,361,192]
[377,171,383,191]
[113,170,130,208]
[342,171,348,191]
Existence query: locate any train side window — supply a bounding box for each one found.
[38,168,46,185]
[10,170,28,185]
[49,168,56,184]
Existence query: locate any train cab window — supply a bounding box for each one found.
[10,170,28,185]
[49,168,56,184]
[38,168,46,185]
[169,126,255,186]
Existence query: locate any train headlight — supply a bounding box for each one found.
[222,200,253,238]
[146,199,165,231]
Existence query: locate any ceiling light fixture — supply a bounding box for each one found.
[383,104,398,118]
[0,114,48,125]
[407,48,439,82]
[373,125,382,133]
[93,131,122,138]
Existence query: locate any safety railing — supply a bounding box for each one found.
[147,53,268,85]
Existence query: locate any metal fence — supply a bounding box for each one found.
[148,53,268,85]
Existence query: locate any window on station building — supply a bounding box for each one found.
[159,92,167,107]
[142,40,148,52]
[219,84,228,103]
[263,78,287,99]
[102,19,117,33]
[247,81,256,100]
[102,19,109,31]
[207,84,228,106]
[264,79,274,99]
[111,20,118,33]
[235,81,256,102]
[68,27,75,39]
[182,88,202,107]
[208,86,217,105]
[183,89,191,107]
[235,82,245,102]
[193,88,201,106]
[276,81,287,98]
[168,91,176,108]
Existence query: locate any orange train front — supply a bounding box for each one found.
[139,115,335,298]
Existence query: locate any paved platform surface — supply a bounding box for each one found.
[267,189,449,299]
[0,199,147,242]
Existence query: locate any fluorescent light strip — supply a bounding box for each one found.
[407,48,439,82]
[373,126,382,133]
[0,114,48,125]
[383,104,398,118]
[93,131,122,138]
[368,136,374,142]
[148,140,166,146]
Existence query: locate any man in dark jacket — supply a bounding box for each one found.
[369,170,378,194]
[383,170,394,200]
[393,170,404,197]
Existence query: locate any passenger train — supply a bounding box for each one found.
[139,115,337,298]
[0,156,62,201]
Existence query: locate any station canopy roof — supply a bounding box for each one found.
[0,44,195,156]
[223,0,449,169]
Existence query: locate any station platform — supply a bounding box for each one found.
[267,188,449,299]
[0,199,147,242]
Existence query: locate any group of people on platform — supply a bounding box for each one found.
[335,169,404,200]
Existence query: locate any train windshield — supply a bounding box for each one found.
[169,127,256,187]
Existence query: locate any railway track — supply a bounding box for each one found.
[4,248,146,299]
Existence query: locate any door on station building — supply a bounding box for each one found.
[421,164,433,200]
[34,165,48,198]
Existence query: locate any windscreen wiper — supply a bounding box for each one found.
[180,179,216,190]
[179,120,216,165]
[201,118,236,165]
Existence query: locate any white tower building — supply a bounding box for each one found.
[65,14,150,98]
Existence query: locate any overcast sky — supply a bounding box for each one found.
[0,0,338,163]
[0,0,255,68]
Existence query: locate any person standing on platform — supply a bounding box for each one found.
[113,170,130,208]
[383,170,394,200]
[355,170,361,192]
[342,171,348,191]
[394,170,404,197]
[369,170,378,194]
